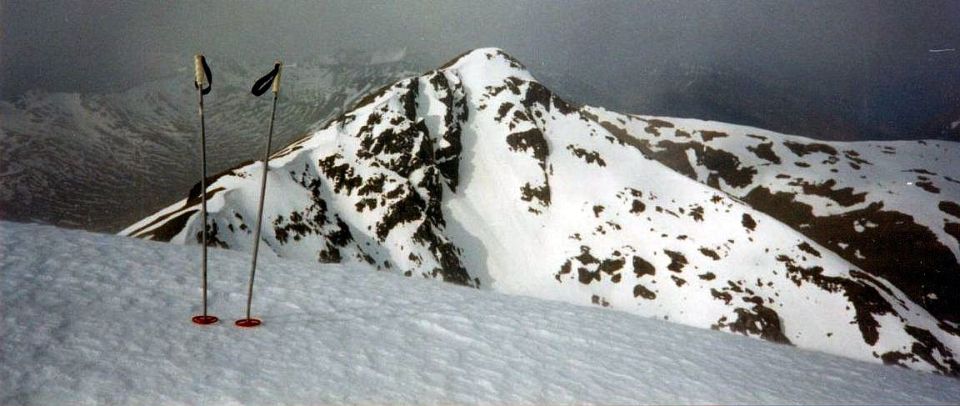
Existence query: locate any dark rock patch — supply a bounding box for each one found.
[699,247,721,260]
[688,205,704,222]
[506,129,549,163]
[716,305,792,345]
[663,250,688,273]
[495,102,514,122]
[357,174,387,196]
[567,145,607,167]
[557,246,626,286]
[671,275,687,287]
[747,142,782,164]
[842,150,872,165]
[904,326,960,376]
[317,242,342,263]
[699,130,728,142]
[520,181,551,210]
[137,209,197,242]
[797,242,821,257]
[412,222,473,286]
[195,221,228,249]
[643,118,675,137]
[741,213,757,231]
[699,146,758,188]
[318,154,363,195]
[634,284,657,300]
[521,80,579,116]
[274,212,312,244]
[798,179,867,207]
[939,201,960,218]
[905,168,937,176]
[783,141,838,157]
[916,181,941,194]
[633,256,656,278]
[711,288,733,304]
[591,295,610,307]
[599,257,626,277]
[945,222,960,243]
[881,327,960,376]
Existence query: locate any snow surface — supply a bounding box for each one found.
[2,221,959,405]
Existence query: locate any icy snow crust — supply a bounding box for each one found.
[123,48,960,375]
[3,221,960,404]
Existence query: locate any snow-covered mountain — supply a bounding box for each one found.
[122,48,960,376]
[0,55,418,232]
[5,221,960,404]
[588,109,960,329]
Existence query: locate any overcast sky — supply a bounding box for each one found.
[2,0,958,138]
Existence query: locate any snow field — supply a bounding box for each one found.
[3,221,960,405]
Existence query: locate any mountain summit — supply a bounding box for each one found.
[123,48,960,376]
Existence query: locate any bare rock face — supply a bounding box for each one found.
[123,48,960,377]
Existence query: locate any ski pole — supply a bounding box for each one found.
[192,54,218,326]
[236,61,283,328]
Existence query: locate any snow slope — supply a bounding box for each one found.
[122,48,960,375]
[0,55,417,232]
[3,221,960,405]
[585,108,960,327]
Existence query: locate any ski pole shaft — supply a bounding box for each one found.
[192,54,217,325]
[199,85,209,317]
[197,56,210,317]
[243,62,282,323]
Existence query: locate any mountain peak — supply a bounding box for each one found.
[437,47,536,82]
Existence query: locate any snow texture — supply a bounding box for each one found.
[3,221,960,405]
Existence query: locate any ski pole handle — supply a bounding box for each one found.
[272,61,282,94]
[194,54,207,88]
[194,54,212,94]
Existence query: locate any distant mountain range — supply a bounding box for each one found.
[123,49,960,376]
[0,55,418,232]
